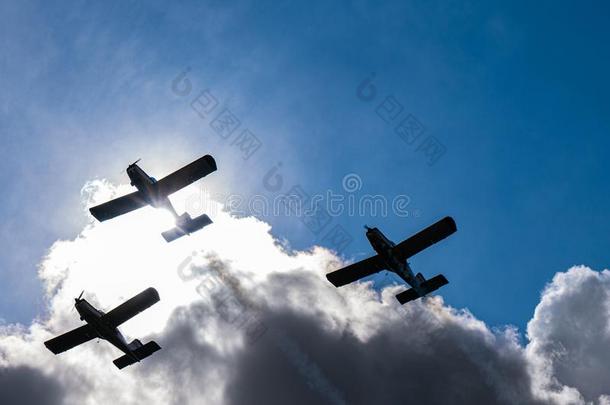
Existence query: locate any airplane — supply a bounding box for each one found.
[326,216,457,304]
[89,154,217,242]
[44,288,161,370]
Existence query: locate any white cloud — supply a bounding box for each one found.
[526,267,610,404]
[0,180,608,404]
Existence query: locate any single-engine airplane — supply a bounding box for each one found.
[89,154,217,242]
[44,288,161,369]
[326,216,457,304]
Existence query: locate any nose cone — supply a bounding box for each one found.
[126,167,138,184]
[74,301,86,319]
[74,296,85,309]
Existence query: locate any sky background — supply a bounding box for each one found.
[1,0,609,333]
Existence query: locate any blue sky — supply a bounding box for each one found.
[1,0,609,331]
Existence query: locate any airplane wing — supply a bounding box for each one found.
[326,255,386,287]
[89,191,148,222]
[155,155,217,197]
[392,216,457,261]
[44,324,98,354]
[102,287,160,327]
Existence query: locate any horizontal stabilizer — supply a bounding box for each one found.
[161,214,212,242]
[113,341,161,370]
[395,274,448,305]
[395,288,420,305]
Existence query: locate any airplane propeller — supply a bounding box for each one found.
[75,290,84,303]
[122,158,141,174]
[71,290,84,313]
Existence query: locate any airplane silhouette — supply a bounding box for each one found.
[89,154,217,242]
[44,288,161,369]
[326,217,457,304]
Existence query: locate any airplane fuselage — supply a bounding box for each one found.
[75,299,138,363]
[126,164,179,218]
[365,227,421,291]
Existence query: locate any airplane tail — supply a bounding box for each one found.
[161,213,213,242]
[395,274,448,305]
[127,339,143,351]
[113,341,161,370]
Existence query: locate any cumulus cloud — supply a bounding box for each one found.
[527,267,610,403]
[0,365,64,405]
[0,180,608,404]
